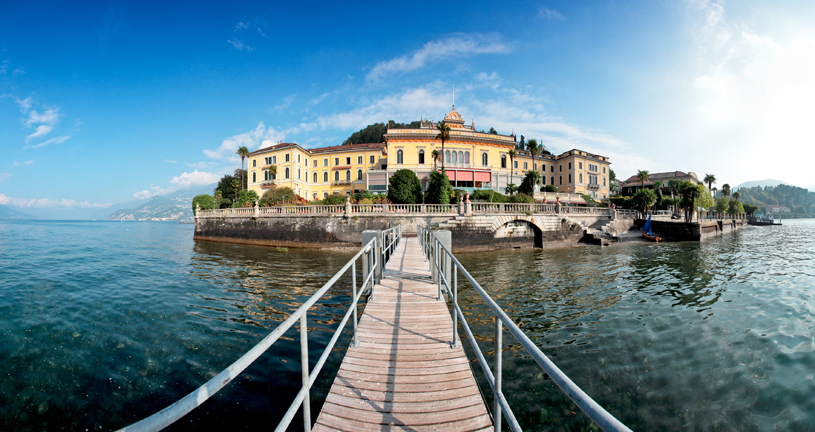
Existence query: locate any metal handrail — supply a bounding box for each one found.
[417,226,631,432]
[116,231,392,432]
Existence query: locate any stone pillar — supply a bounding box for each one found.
[253,200,259,217]
[382,202,389,213]
[499,203,505,213]
[420,204,426,213]
[362,230,383,285]
[464,193,471,215]
[458,195,464,215]
[431,230,452,289]
[344,196,352,217]
[195,203,200,221]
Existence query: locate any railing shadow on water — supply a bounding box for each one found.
[417,225,632,432]
[115,226,403,432]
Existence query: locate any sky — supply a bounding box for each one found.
[2,0,815,218]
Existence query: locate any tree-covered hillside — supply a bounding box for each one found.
[738,184,815,215]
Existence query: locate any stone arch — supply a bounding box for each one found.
[491,215,545,248]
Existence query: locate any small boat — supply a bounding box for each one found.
[747,213,781,226]
[642,214,662,242]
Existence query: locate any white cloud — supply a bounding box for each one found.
[0,60,8,74]
[0,173,10,183]
[15,98,64,144]
[169,171,220,188]
[235,21,249,30]
[12,160,34,167]
[366,33,512,81]
[133,190,152,199]
[228,38,254,52]
[26,135,70,149]
[204,122,284,162]
[538,7,565,21]
[15,97,32,111]
[0,194,110,208]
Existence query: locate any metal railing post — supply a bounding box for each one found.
[452,263,458,347]
[351,262,358,348]
[436,239,442,301]
[300,314,311,432]
[494,317,503,432]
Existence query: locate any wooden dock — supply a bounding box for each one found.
[313,236,492,431]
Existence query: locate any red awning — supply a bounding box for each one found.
[458,171,474,181]
[446,171,455,181]
[474,171,491,182]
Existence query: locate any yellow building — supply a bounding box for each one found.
[246,107,611,201]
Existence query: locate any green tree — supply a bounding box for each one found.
[544,184,557,192]
[424,169,454,204]
[436,122,451,170]
[636,170,650,190]
[668,179,680,214]
[231,178,241,207]
[517,135,525,150]
[715,197,730,214]
[215,173,239,203]
[505,183,518,196]
[259,187,297,206]
[387,169,423,204]
[235,190,259,207]
[632,188,657,214]
[728,198,744,215]
[527,139,539,175]
[431,149,440,169]
[732,191,741,200]
[697,190,714,211]
[743,203,759,215]
[237,146,250,190]
[678,181,702,222]
[488,127,497,134]
[609,169,616,182]
[192,194,215,213]
[721,183,731,197]
[704,174,716,194]
[343,123,387,145]
[518,170,541,195]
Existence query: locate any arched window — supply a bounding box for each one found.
[397,149,404,164]
[285,167,290,179]
[579,173,583,184]
[452,151,458,165]
[252,172,256,183]
[482,153,488,166]
[569,174,572,184]
[542,176,546,185]
[357,169,363,181]
[551,176,555,186]
[464,152,470,164]
[418,149,425,164]
[313,172,318,183]
[458,151,463,165]
[324,172,328,182]
[559,175,562,185]
[501,154,507,168]
[445,150,451,164]
[346,170,351,181]
[334,171,339,182]
[298,169,301,179]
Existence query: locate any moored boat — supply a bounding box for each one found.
[642,214,662,242]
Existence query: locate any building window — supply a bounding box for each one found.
[482,153,488,166]
[358,156,363,164]
[550,165,554,172]
[418,149,425,164]
[559,165,562,172]
[559,175,562,185]
[334,157,339,166]
[542,176,546,185]
[357,169,363,181]
[579,162,583,169]
[272,156,277,164]
[452,151,458,164]
[313,192,317,200]
[445,150,451,164]
[370,155,375,164]
[465,152,470,164]
[324,159,328,167]
[514,161,518,168]
[285,167,290,179]
[252,160,257,168]
[324,172,328,182]
[397,150,404,164]
[334,171,339,182]
[298,155,301,163]
[285,154,290,162]
[346,170,351,181]
[534,163,537,171]
[501,154,507,168]
[298,169,301,179]
[313,172,317,183]
[313,160,317,167]
[252,172,256,182]
[324,192,328,198]
[551,176,555,185]
[603,167,606,174]
[569,174,572,183]
[523,162,528,169]
[579,173,583,183]
[603,177,606,186]
[568,162,572,169]
[458,151,464,165]
[346,157,351,165]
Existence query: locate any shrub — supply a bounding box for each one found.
[320,194,346,205]
[352,190,373,202]
[387,169,423,204]
[508,193,533,203]
[451,189,467,204]
[544,184,557,193]
[424,170,454,204]
[192,194,215,213]
[235,190,259,208]
[260,187,297,206]
[518,171,541,196]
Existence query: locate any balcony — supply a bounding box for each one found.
[261,180,276,188]
[587,183,600,190]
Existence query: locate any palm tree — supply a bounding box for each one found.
[267,164,277,183]
[231,178,241,207]
[527,139,539,177]
[435,121,451,170]
[508,149,517,186]
[636,170,650,191]
[237,146,250,190]
[431,149,440,170]
[704,174,716,194]
[668,179,680,215]
[652,180,663,211]
[733,191,741,200]
[721,183,731,197]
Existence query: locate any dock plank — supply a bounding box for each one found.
[313,236,491,431]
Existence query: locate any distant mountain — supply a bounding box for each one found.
[0,204,36,220]
[106,184,215,221]
[734,179,791,191]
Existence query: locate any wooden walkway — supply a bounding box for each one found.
[313,236,492,432]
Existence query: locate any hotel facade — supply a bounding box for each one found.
[247,108,612,201]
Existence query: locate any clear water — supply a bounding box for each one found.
[455,219,815,431]
[2,220,814,431]
[0,220,359,431]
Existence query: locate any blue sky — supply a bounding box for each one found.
[3,1,815,217]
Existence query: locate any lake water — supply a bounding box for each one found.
[1,219,814,431]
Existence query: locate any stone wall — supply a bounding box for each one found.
[634,218,749,241]
[448,218,584,253]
